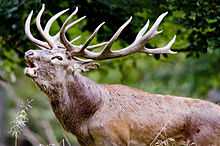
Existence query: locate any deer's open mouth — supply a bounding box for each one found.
[24,60,38,78]
[26,59,37,68]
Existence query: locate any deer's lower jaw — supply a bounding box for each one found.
[24,58,39,77]
[24,67,38,78]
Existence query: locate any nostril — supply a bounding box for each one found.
[25,50,34,57]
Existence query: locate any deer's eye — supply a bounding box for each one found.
[51,56,63,61]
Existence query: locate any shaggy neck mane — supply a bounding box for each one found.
[42,72,104,133]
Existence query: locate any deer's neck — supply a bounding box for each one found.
[66,72,104,117]
[45,72,104,133]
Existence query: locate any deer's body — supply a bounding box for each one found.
[23,4,220,146]
[44,72,220,146]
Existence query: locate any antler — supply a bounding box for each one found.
[61,11,176,60]
[25,4,176,60]
[25,4,77,49]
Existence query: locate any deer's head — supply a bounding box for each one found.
[24,4,176,86]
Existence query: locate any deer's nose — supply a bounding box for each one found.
[25,50,34,58]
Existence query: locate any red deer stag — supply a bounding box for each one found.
[24,4,220,146]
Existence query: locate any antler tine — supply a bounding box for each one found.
[36,4,55,48]
[101,16,132,55]
[86,42,108,49]
[142,12,168,41]
[44,8,69,36]
[60,7,85,52]
[143,35,176,54]
[52,15,86,43]
[68,20,108,51]
[80,22,105,52]
[70,35,81,43]
[65,16,86,31]
[135,20,150,41]
[25,10,50,49]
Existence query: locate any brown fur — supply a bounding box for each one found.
[37,72,220,146]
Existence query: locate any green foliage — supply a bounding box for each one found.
[166,0,220,56]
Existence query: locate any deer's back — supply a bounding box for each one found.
[86,84,220,146]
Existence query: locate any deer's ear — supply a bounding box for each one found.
[81,62,100,72]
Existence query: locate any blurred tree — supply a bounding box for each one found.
[165,0,220,56]
[0,83,6,146]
